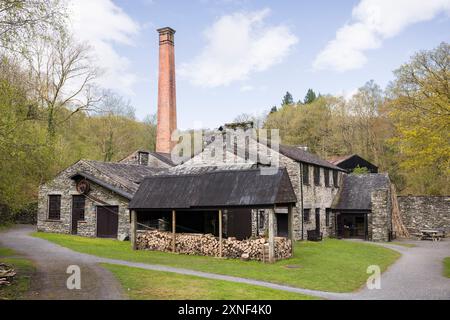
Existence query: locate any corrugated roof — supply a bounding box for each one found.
[332,174,390,210]
[129,168,297,210]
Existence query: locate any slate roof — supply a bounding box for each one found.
[332,174,390,211]
[148,152,176,166]
[327,155,355,165]
[76,161,166,194]
[278,144,345,171]
[129,168,297,210]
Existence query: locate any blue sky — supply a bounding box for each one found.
[68,0,450,129]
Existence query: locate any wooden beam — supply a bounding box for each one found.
[130,210,137,250]
[172,210,176,253]
[268,207,275,263]
[288,204,294,255]
[219,209,223,258]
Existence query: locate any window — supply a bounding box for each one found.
[314,166,321,186]
[324,169,330,187]
[303,209,311,222]
[138,152,149,166]
[72,195,86,221]
[302,164,310,185]
[259,210,265,229]
[333,171,339,187]
[326,209,331,227]
[48,195,61,220]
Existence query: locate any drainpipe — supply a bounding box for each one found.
[300,162,304,240]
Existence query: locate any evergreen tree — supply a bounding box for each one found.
[270,106,277,114]
[304,89,317,104]
[281,92,294,106]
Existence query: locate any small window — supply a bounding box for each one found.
[314,166,321,186]
[259,210,265,229]
[302,164,310,185]
[333,171,339,187]
[303,209,311,222]
[48,195,61,220]
[324,169,330,187]
[138,152,149,166]
[326,209,331,227]
[72,195,86,221]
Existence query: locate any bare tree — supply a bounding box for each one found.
[23,30,99,138]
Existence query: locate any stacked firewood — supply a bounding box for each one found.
[136,230,292,261]
[0,263,16,286]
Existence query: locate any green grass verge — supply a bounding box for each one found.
[101,263,317,300]
[0,248,35,300]
[0,247,15,257]
[33,232,400,292]
[444,258,450,278]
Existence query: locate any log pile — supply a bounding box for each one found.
[136,230,292,261]
[0,263,16,286]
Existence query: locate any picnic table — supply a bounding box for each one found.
[418,229,445,241]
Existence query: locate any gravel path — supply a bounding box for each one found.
[1,225,449,300]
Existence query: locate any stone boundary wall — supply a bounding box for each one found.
[136,230,292,261]
[398,196,450,234]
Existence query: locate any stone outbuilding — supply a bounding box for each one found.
[331,173,393,242]
[37,155,167,240]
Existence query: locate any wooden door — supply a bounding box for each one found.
[96,206,119,238]
[71,195,85,235]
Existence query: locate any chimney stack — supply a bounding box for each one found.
[156,27,177,154]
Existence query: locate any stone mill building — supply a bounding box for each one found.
[37,27,437,262]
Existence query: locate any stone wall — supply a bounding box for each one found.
[370,189,392,242]
[398,196,450,234]
[37,160,131,240]
[136,230,292,261]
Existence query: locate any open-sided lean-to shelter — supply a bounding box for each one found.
[129,167,297,262]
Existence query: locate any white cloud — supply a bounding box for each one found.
[313,0,450,72]
[67,0,140,94]
[179,8,298,87]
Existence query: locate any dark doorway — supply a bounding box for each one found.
[315,209,321,232]
[71,195,85,235]
[97,206,119,238]
[276,213,288,238]
[337,213,367,239]
[227,209,252,240]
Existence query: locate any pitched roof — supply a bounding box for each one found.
[278,144,345,171]
[327,155,355,165]
[81,160,165,193]
[332,174,390,211]
[148,152,176,166]
[129,168,297,210]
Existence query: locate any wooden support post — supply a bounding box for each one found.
[268,207,275,263]
[219,209,223,258]
[131,210,137,250]
[288,204,294,256]
[172,210,176,253]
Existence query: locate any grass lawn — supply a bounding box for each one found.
[33,232,400,292]
[444,258,450,278]
[101,263,317,300]
[0,247,35,300]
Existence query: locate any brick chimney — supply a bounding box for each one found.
[156,27,177,154]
